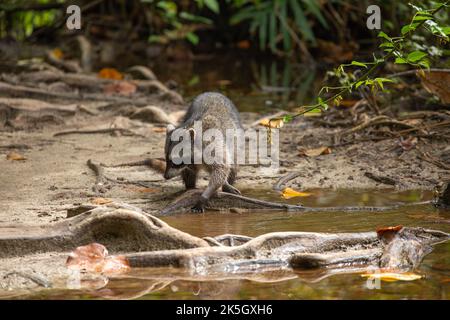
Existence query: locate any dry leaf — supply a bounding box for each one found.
[152,127,167,133]
[281,187,312,199]
[259,118,284,129]
[418,70,450,104]
[376,225,403,237]
[51,48,64,59]
[98,68,124,80]
[91,197,112,205]
[6,151,26,161]
[127,186,158,193]
[338,100,359,108]
[103,81,137,96]
[361,272,422,282]
[237,40,251,49]
[299,146,332,157]
[66,243,130,275]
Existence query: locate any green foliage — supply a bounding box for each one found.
[229,0,328,53]
[279,1,450,122]
[143,0,218,45]
[0,0,61,40]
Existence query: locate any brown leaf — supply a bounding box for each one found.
[259,118,284,129]
[6,151,26,161]
[299,146,332,157]
[98,68,124,80]
[103,81,137,96]
[66,243,130,275]
[237,40,251,49]
[376,225,403,238]
[152,127,167,133]
[91,198,112,205]
[51,48,64,60]
[418,70,450,104]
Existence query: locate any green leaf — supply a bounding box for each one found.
[351,61,368,68]
[379,42,394,48]
[186,32,199,45]
[378,31,392,42]
[289,0,314,42]
[355,81,365,89]
[401,23,419,35]
[407,50,428,62]
[179,12,212,24]
[395,57,408,64]
[303,0,328,28]
[203,0,220,13]
[282,114,293,123]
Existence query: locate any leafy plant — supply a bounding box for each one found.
[275,1,450,124]
[143,0,219,45]
[229,0,328,54]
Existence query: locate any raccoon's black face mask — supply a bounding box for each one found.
[164,124,195,179]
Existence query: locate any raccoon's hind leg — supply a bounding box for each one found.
[222,167,241,195]
[182,167,197,190]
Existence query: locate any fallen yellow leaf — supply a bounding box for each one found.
[281,187,312,199]
[361,272,422,282]
[6,151,26,161]
[259,118,284,129]
[91,197,112,205]
[299,146,332,157]
[51,48,64,59]
[98,68,124,80]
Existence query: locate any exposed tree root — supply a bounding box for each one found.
[0,205,447,275]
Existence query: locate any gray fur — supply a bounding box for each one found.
[164,92,243,212]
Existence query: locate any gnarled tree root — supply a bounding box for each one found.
[1,205,448,274]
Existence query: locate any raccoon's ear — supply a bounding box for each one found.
[166,124,175,133]
[188,127,196,140]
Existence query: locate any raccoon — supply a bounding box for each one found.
[164,92,243,212]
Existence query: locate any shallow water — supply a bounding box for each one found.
[23,189,450,300]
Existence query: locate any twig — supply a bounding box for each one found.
[86,159,109,194]
[53,128,141,137]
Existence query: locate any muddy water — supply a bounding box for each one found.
[24,189,450,300]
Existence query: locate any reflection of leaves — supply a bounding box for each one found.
[361,272,422,282]
[281,187,312,199]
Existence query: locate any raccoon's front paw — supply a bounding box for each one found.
[191,204,205,213]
